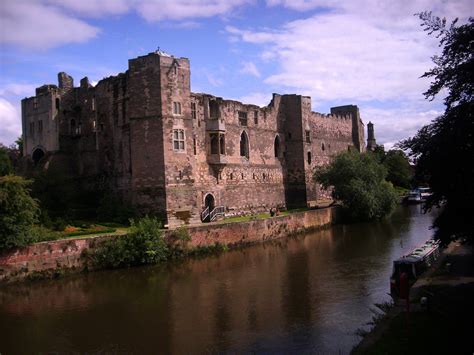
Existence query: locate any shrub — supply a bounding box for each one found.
[29,225,60,243]
[0,175,40,251]
[92,216,166,268]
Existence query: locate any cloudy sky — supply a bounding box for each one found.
[1,0,471,148]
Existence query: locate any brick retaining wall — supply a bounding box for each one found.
[0,207,339,283]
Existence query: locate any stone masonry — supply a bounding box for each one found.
[21,50,374,226]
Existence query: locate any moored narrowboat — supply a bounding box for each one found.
[390,239,441,297]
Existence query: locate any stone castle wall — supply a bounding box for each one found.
[21,50,367,226]
[0,207,339,283]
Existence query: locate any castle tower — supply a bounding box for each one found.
[330,105,365,152]
[367,121,377,151]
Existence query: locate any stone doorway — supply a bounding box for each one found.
[204,193,215,211]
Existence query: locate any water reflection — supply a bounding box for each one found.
[0,205,437,353]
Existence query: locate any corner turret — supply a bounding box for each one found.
[367,121,377,151]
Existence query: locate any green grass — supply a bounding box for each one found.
[216,207,311,224]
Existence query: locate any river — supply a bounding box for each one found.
[0,205,437,353]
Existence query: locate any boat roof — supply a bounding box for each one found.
[394,239,440,264]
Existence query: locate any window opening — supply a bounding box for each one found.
[219,134,225,155]
[173,102,182,115]
[238,111,248,126]
[173,129,185,151]
[274,135,280,157]
[210,133,219,154]
[240,131,249,158]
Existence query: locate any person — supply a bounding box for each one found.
[270,207,275,217]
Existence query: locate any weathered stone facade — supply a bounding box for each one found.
[21,50,371,226]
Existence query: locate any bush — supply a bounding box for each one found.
[29,225,60,243]
[92,216,166,268]
[0,175,40,251]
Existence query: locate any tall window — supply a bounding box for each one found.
[219,135,225,155]
[210,133,219,154]
[274,135,280,157]
[173,129,185,151]
[191,102,196,119]
[33,98,38,109]
[305,130,311,143]
[240,131,249,158]
[209,101,219,119]
[30,122,35,137]
[193,136,197,155]
[254,110,258,125]
[307,151,312,164]
[238,111,248,126]
[38,120,43,134]
[173,102,182,115]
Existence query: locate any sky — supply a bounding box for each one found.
[0,0,472,148]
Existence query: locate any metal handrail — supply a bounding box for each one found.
[210,206,225,221]
[201,206,210,221]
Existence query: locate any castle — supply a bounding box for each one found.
[21,50,374,226]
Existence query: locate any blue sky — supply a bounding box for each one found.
[1,0,472,148]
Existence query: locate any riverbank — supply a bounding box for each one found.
[0,206,339,284]
[352,239,474,354]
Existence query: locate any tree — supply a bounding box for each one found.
[15,136,24,157]
[400,12,473,242]
[0,175,40,251]
[314,150,398,221]
[0,145,13,176]
[383,150,413,189]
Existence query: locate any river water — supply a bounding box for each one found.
[0,205,437,354]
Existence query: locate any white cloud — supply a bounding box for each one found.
[133,0,252,22]
[238,92,273,106]
[361,103,443,149]
[0,1,100,49]
[1,0,253,49]
[0,98,21,146]
[0,84,37,97]
[240,61,261,77]
[226,14,437,102]
[227,0,471,146]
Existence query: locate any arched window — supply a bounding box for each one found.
[219,134,225,155]
[70,119,76,135]
[240,131,249,158]
[274,135,280,158]
[307,151,312,165]
[210,134,218,154]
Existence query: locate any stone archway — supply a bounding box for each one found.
[32,148,45,165]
